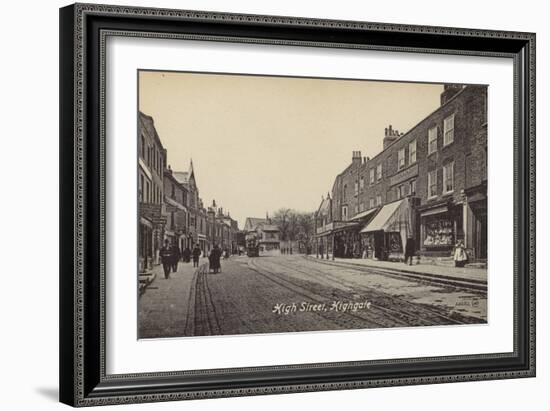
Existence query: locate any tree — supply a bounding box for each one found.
[271,208,315,252]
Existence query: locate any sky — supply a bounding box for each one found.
[139,71,443,229]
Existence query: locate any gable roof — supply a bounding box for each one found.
[173,171,189,185]
[244,217,267,231]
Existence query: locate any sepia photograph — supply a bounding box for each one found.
[137,70,488,339]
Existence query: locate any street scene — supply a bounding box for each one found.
[139,254,486,338]
[138,71,488,338]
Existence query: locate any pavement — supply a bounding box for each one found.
[138,254,487,339]
[138,257,208,338]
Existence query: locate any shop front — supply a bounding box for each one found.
[315,221,360,259]
[360,198,412,261]
[419,202,463,256]
[463,183,487,261]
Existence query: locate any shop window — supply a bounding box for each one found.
[428,170,437,198]
[398,148,406,170]
[423,218,454,247]
[443,161,455,194]
[409,139,417,164]
[444,114,455,146]
[428,126,437,155]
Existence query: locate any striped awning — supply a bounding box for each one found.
[350,207,378,221]
[360,199,409,233]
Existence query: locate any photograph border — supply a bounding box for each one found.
[59,3,535,407]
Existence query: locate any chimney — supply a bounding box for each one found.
[440,84,463,105]
[352,150,362,165]
[383,124,402,149]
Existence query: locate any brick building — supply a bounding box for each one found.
[315,84,488,262]
[163,167,189,253]
[138,112,167,271]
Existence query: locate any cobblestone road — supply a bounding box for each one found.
[139,255,487,338]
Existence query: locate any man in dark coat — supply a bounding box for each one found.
[170,243,181,273]
[209,244,222,273]
[404,236,416,266]
[182,247,191,263]
[159,239,173,279]
[192,244,202,268]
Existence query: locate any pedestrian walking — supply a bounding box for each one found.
[209,244,222,273]
[182,246,191,263]
[453,240,468,267]
[404,236,415,266]
[192,244,202,268]
[159,239,173,279]
[170,243,181,273]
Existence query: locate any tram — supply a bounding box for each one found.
[246,237,259,257]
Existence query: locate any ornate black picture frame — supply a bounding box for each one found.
[59,3,535,407]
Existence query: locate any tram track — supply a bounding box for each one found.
[254,257,476,326]
[185,262,222,336]
[305,255,487,293]
[247,258,398,329]
[266,262,471,325]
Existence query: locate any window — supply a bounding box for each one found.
[145,181,150,203]
[444,114,455,146]
[376,164,382,181]
[360,176,364,190]
[398,148,406,170]
[342,205,348,221]
[443,161,455,193]
[369,198,375,209]
[354,181,359,196]
[140,135,145,159]
[376,195,382,206]
[428,126,438,155]
[359,202,365,212]
[139,174,144,201]
[410,179,417,195]
[428,170,437,198]
[343,184,347,200]
[354,204,358,214]
[369,168,375,184]
[409,140,417,164]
